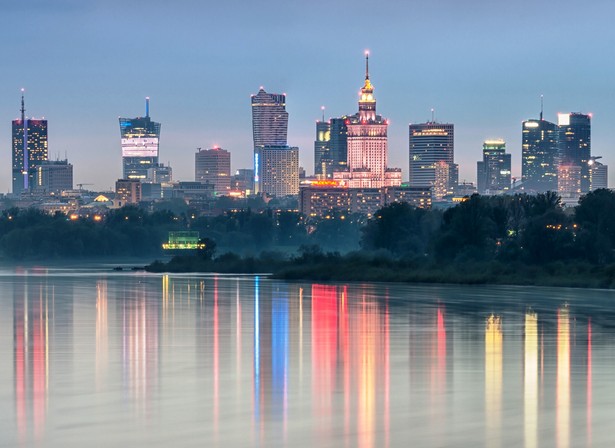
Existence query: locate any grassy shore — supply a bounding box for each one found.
[145,251,615,289]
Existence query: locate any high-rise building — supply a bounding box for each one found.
[195,147,231,195]
[256,145,299,197]
[232,169,254,194]
[333,52,401,189]
[314,119,331,178]
[522,108,558,193]
[35,159,73,195]
[477,140,511,194]
[557,112,591,194]
[589,156,608,191]
[408,122,456,191]
[12,93,48,195]
[147,163,173,184]
[557,164,582,201]
[251,88,288,193]
[433,161,458,201]
[329,117,348,173]
[115,179,142,206]
[119,98,161,181]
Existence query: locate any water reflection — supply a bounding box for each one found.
[13,276,51,442]
[4,274,612,447]
[557,306,570,448]
[122,282,159,415]
[524,311,538,448]
[485,314,502,447]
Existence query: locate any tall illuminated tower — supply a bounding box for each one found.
[334,52,400,188]
[521,99,558,193]
[557,112,591,194]
[195,147,231,195]
[408,121,456,194]
[119,98,161,180]
[477,140,511,194]
[12,91,48,195]
[251,88,288,192]
[314,108,331,178]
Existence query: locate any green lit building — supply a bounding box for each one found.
[162,231,206,251]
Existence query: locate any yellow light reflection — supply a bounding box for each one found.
[485,314,502,447]
[524,312,538,448]
[96,280,108,389]
[557,306,570,448]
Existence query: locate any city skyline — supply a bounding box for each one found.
[1,0,614,192]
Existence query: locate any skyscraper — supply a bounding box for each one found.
[314,118,331,178]
[251,88,288,193]
[35,159,73,194]
[589,156,608,191]
[12,92,48,195]
[333,52,400,189]
[256,145,299,197]
[522,105,558,193]
[477,140,511,194]
[195,147,231,195]
[329,117,348,172]
[557,112,591,194]
[119,98,161,181]
[408,121,456,193]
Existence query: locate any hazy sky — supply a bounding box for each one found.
[2,0,614,192]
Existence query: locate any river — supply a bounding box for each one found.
[0,266,613,447]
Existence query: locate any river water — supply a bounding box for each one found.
[0,266,614,447]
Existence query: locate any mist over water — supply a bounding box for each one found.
[0,268,612,447]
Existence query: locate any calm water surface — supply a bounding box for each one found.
[1,266,615,447]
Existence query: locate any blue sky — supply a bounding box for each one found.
[1,0,614,191]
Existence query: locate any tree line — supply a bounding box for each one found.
[2,189,615,265]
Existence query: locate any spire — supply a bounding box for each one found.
[361,50,373,92]
[145,96,150,118]
[321,105,325,122]
[20,88,25,122]
[540,94,543,121]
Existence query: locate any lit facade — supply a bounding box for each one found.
[477,140,511,195]
[119,98,161,181]
[35,160,73,195]
[251,88,288,193]
[557,112,591,194]
[232,169,254,194]
[433,161,452,200]
[256,145,299,197]
[589,157,608,190]
[195,147,231,195]
[557,164,582,200]
[314,120,331,178]
[521,118,558,193]
[12,94,48,194]
[300,183,431,218]
[147,163,172,184]
[115,179,142,206]
[408,122,456,192]
[333,53,401,189]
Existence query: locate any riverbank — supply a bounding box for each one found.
[145,252,615,289]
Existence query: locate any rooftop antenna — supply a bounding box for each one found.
[321,105,325,122]
[21,88,29,191]
[540,94,544,121]
[20,88,25,121]
[431,108,435,123]
[145,96,150,118]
